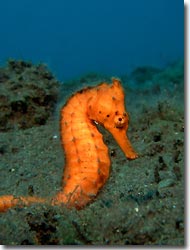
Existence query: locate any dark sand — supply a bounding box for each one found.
[0,61,184,245]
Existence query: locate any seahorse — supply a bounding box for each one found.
[0,78,138,212]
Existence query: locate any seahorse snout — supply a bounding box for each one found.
[107,125,138,160]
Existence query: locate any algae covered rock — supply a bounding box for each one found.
[0,59,60,131]
[130,66,161,84]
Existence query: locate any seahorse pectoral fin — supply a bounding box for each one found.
[108,127,138,159]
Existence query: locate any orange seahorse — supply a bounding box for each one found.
[0,78,138,212]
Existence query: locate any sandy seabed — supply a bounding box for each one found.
[0,61,184,245]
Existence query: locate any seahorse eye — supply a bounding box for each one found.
[114,115,127,128]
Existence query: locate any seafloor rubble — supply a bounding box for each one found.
[0,60,59,131]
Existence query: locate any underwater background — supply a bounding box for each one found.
[0,0,184,246]
[0,0,183,81]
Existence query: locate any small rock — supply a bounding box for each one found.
[158,178,175,189]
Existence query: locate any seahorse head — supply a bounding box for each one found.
[87,78,128,127]
[87,78,138,159]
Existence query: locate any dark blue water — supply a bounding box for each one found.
[0,0,183,81]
